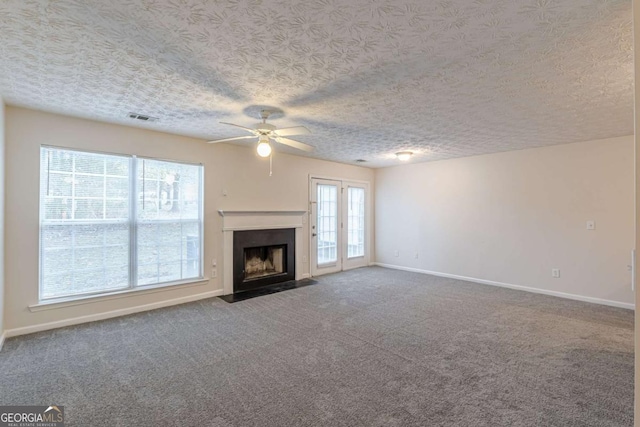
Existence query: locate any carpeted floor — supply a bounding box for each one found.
[0,267,634,426]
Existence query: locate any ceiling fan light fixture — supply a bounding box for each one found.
[257,135,272,157]
[396,151,413,161]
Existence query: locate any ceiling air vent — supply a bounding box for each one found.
[127,112,158,122]
[355,159,367,163]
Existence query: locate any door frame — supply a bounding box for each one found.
[310,178,343,277]
[308,175,372,277]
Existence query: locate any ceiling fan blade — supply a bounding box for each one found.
[207,135,256,144]
[220,122,258,134]
[273,126,311,137]
[274,137,314,152]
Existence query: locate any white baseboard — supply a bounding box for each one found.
[4,289,224,340]
[374,263,635,310]
[301,273,311,279]
[0,332,5,352]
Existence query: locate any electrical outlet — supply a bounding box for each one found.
[552,268,560,278]
[302,255,308,263]
[414,252,419,259]
[586,221,595,230]
[211,269,217,278]
[394,250,399,257]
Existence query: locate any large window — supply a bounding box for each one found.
[40,147,203,301]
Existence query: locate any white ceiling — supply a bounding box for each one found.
[0,0,633,167]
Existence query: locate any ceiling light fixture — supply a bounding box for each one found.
[395,151,413,161]
[256,135,272,157]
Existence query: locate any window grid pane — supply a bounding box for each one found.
[136,159,202,285]
[40,147,131,299]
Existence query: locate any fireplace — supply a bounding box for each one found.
[219,210,306,295]
[233,228,295,293]
[244,245,285,279]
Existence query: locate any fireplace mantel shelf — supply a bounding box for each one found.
[218,210,307,216]
[218,210,307,232]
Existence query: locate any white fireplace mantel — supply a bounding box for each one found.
[218,210,307,231]
[218,210,307,216]
[218,210,307,295]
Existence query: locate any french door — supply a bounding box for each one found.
[310,178,368,276]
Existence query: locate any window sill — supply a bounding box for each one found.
[29,278,211,312]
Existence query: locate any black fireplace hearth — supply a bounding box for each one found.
[233,228,295,293]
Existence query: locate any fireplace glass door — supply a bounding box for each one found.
[233,228,295,292]
[244,245,285,281]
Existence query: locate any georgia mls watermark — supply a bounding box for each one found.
[0,406,64,427]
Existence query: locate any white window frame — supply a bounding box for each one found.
[39,145,205,302]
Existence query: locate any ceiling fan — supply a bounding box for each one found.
[207,110,313,157]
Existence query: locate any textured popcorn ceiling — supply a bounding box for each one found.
[0,0,633,167]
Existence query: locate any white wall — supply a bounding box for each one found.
[376,136,635,307]
[633,0,639,421]
[4,106,374,334]
[0,98,5,346]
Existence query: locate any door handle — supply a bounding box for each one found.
[312,233,317,237]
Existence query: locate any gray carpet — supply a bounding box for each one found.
[0,267,634,426]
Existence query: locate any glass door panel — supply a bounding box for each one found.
[317,184,338,265]
[347,187,365,258]
[342,182,368,270]
[310,179,342,276]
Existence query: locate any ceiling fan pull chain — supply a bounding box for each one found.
[269,152,273,177]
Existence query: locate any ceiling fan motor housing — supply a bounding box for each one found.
[255,122,276,133]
